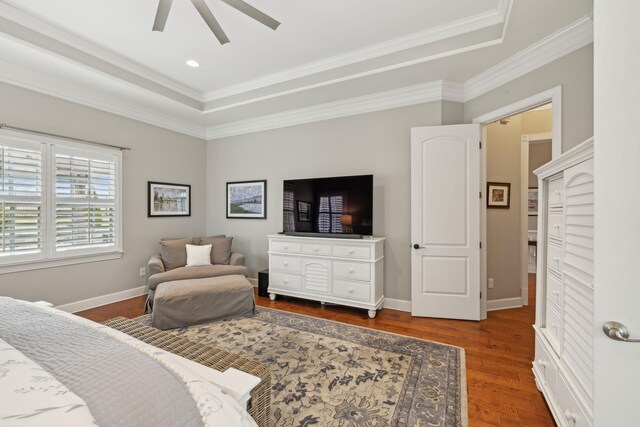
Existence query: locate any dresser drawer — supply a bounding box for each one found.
[545,303,562,352]
[269,272,302,291]
[270,255,302,273]
[547,243,563,275]
[302,243,331,256]
[332,279,371,302]
[548,213,564,240]
[271,241,302,254]
[535,335,558,400]
[547,271,562,309]
[557,373,592,427]
[332,245,371,259]
[548,177,564,207]
[333,261,370,281]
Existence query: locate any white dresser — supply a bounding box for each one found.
[267,235,385,318]
[533,138,594,427]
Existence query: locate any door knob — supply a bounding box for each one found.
[603,321,640,342]
[413,243,423,249]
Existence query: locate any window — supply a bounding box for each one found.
[0,131,122,269]
[318,193,344,233]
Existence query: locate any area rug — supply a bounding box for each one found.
[137,308,467,427]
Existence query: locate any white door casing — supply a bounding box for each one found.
[593,2,640,424]
[411,124,481,320]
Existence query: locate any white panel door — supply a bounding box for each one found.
[593,2,640,424]
[410,124,481,320]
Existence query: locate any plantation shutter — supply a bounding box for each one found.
[54,147,118,253]
[283,187,295,232]
[0,142,43,258]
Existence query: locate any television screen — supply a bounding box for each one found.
[282,175,373,236]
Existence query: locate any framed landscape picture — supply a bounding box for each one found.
[487,182,511,209]
[226,180,267,219]
[148,182,191,217]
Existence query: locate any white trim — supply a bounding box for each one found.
[464,16,593,102]
[486,297,523,311]
[0,251,123,275]
[382,298,411,312]
[55,284,146,314]
[207,81,459,140]
[0,57,207,139]
[202,1,511,101]
[534,137,593,177]
[0,1,203,103]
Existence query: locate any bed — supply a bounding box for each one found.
[0,297,261,427]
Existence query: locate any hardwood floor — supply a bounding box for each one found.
[76,274,554,426]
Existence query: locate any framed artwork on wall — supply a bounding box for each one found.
[226,180,267,219]
[487,182,511,209]
[148,182,191,217]
[297,201,311,222]
[528,187,539,215]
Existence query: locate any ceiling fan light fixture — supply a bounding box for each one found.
[186,59,200,68]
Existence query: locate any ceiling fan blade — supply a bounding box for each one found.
[152,0,173,32]
[191,0,230,45]
[220,0,280,30]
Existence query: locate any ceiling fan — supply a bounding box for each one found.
[152,0,280,45]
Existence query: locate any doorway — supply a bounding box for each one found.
[484,105,552,311]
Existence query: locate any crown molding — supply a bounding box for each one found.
[464,15,593,102]
[0,57,207,139]
[203,0,511,102]
[0,1,203,103]
[206,80,461,140]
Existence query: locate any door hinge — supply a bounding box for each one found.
[479,191,482,199]
[479,141,482,149]
[480,291,482,299]
[479,241,482,249]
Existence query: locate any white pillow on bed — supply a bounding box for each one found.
[186,244,212,267]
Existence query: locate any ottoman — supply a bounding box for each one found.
[152,274,255,330]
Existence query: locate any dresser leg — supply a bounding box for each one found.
[368,309,377,319]
[269,293,276,301]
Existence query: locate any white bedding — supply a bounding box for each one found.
[0,299,259,427]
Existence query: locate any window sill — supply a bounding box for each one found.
[0,251,124,275]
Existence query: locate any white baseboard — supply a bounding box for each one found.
[486,297,524,312]
[56,285,147,314]
[383,298,411,312]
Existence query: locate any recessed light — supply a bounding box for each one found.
[186,60,200,68]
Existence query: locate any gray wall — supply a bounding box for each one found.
[465,44,593,152]
[0,82,207,306]
[206,102,443,302]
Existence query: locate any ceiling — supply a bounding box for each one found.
[0,0,593,139]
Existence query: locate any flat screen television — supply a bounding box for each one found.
[282,174,373,237]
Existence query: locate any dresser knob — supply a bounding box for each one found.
[348,287,354,293]
[538,359,547,368]
[314,247,319,252]
[348,249,354,254]
[284,279,288,284]
[348,268,354,274]
[553,224,560,229]
[284,246,288,250]
[554,190,561,196]
[283,262,288,266]
[553,257,560,262]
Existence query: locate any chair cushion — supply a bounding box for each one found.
[147,264,249,290]
[199,236,233,265]
[159,238,192,270]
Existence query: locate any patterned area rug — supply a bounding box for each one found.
[138,308,467,427]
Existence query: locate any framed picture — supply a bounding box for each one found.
[226,180,267,219]
[297,201,311,222]
[148,182,191,217]
[528,187,539,216]
[487,182,511,209]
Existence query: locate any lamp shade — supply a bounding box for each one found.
[340,214,353,226]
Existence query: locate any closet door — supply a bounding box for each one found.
[561,158,594,408]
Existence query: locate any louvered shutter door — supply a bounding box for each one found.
[54,148,117,253]
[0,143,43,258]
